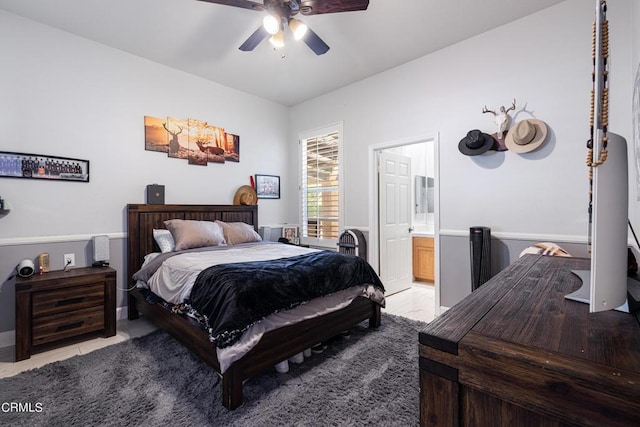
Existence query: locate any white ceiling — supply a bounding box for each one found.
[0,0,566,106]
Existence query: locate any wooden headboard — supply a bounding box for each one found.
[126,204,258,288]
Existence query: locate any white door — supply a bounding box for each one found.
[378,151,412,295]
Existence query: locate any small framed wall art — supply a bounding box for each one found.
[255,174,280,199]
[0,151,90,182]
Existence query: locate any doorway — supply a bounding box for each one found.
[368,134,440,312]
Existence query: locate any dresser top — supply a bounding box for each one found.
[420,255,640,371]
[15,266,115,289]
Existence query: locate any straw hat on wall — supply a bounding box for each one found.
[233,185,257,205]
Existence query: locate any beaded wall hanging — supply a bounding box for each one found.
[586,0,610,250]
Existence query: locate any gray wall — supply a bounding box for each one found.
[440,234,589,307]
[0,238,127,332]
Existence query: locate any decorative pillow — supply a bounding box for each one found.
[164,219,226,251]
[153,229,175,253]
[519,242,572,258]
[216,220,262,245]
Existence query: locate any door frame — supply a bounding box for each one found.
[368,132,441,313]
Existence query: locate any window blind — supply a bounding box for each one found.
[301,130,340,242]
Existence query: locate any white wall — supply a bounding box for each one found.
[0,10,290,241]
[0,1,637,329]
[289,0,636,306]
[0,10,291,336]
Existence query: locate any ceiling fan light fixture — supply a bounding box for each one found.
[263,14,280,35]
[269,29,285,49]
[289,18,308,40]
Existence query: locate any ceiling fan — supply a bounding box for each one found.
[197,0,369,55]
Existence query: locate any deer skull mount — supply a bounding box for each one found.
[482,99,517,140]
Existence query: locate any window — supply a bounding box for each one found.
[300,123,343,247]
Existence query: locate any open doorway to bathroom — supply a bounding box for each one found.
[368,134,439,319]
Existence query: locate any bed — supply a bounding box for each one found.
[126,203,383,409]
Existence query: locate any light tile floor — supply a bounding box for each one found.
[382,281,436,323]
[0,317,157,379]
[0,283,436,379]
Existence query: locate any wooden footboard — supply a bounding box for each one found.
[222,295,380,409]
[129,288,380,409]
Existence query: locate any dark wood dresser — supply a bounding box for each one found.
[419,255,640,426]
[15,266,116,361]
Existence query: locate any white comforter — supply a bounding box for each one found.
[148,243,319,304]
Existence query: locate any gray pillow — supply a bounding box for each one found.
[164,219,226,251]
[215,220,262,245]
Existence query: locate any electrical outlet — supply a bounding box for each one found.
[63,253,75,268]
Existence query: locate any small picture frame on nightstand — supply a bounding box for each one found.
[282,226,297,243]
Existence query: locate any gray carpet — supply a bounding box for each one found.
[0,314,425,426]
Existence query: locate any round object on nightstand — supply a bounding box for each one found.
[17,259,35,277]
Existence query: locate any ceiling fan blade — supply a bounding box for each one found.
[197,0,265,12]
[299,0,368,15]
[239,26,269,51]
[302,27,329,55]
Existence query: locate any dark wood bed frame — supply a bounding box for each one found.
[126,204,381,409]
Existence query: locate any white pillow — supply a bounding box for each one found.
[143,252,161,265]
[153,229,175,253]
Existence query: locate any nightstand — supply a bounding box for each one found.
[15,266,116,361]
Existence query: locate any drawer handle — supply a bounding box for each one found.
[56,297,84,306]
[56,321,84,332]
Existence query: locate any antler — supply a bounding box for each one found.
[482,106,495,115]
[162,123,183,136]
[505,98,516,113]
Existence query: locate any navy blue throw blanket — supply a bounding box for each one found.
[188,251,385,348]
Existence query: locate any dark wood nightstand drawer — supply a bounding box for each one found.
[15,266,117,361]
[32,306,104,346]
[32,282,104,317]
